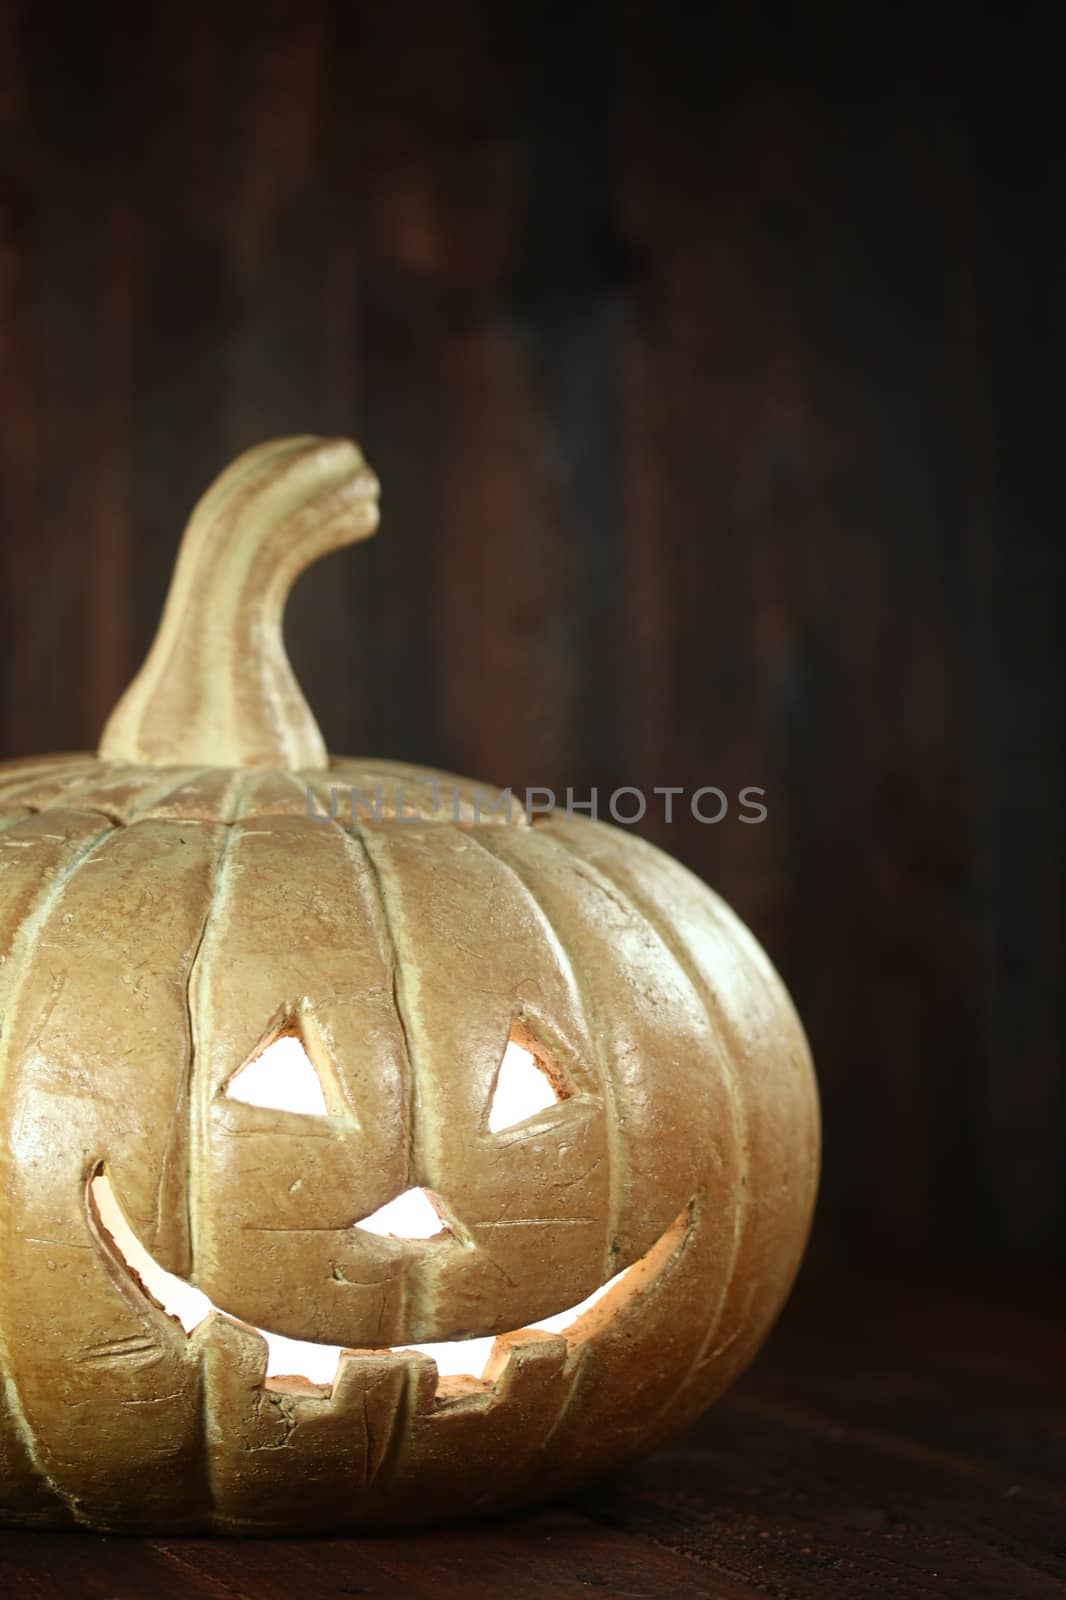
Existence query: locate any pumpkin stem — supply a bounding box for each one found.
[99,436,379,770]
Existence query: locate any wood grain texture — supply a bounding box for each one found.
[0,1270,1062,1595]
[0,0,1062,1268]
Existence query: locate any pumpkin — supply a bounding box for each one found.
[0,437,818,1534]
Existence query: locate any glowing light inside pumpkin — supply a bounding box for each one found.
[91,1172,213,1334]
[488,1039,559,1132]
[91,1170,635,1389]
[225,1033,329,1116]
[400,1265,626,1377]
[354,1187,445,1240]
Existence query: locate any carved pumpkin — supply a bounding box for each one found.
[0,438,818,1533]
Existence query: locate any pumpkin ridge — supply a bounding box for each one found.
[0,760,198,825]
[535,823,752,1418]
[185,785,250,1351]
[269,768,324,822]
[336,814,434,1478]
[5,764,130,813]
[161,777,251,1285]
[0,817,118,1514]
[24,764,208,829]
[549,822,820,1426]
[120,767,211,823]
[347,819,421,1211]
[184,806,252,1528]
[461,826,625,1290]
[0,756,95,807]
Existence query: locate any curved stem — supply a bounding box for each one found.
[99,436,379,770]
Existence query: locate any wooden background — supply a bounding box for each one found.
[0,1,1061,1267]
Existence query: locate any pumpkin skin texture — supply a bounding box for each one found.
[0,439,818,1534]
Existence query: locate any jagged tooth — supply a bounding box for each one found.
[401,1351,440,1417]
[325,1352,409,1482]
[328,1349,400,1408]
[483,1328,568,1398]
[192,1312,303,1455]
[190,1309,269,1384]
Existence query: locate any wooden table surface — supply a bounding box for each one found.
[1,1269,1062,1598]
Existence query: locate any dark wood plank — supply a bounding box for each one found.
[0,1513,736,1600]
[579,1271,1066,1599]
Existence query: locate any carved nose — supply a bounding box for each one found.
[354,1188,447,1241]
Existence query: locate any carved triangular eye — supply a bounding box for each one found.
[488,1036,563,1133]
[226,1032,330,1116]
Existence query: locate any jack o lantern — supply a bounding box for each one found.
[0,437,818,1534]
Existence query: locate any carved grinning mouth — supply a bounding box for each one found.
[89,1171,690,1396]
